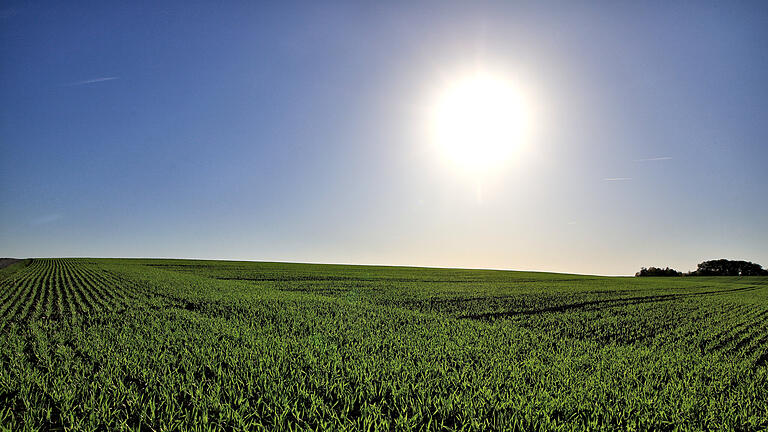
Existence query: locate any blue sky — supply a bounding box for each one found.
[1,1,767,275]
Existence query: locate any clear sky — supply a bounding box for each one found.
[1,1,767,275]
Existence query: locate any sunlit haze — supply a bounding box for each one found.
[1,2,767,275]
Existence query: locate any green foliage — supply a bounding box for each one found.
[1,258,767,431]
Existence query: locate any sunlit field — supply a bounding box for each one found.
[1,258,767,431]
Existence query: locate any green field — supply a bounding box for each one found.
[1,258,767,431]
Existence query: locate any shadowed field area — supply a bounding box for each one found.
[1,258,767,431]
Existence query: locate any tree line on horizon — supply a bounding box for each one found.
[636,259,768,277]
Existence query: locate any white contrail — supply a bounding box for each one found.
[30,214,62,225]
[64,76,119,86]
[634,156,672,162]
[602,177,632,181]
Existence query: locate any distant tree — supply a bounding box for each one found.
[689,259,768,276]
[635,267,682,277]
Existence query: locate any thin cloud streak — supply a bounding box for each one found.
[64,76,119,86]
[30,214,63,225]
[634,156,672,162]
[602,177,632,181]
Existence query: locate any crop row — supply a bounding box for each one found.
[0,258,767,430]
[0,259,150,328]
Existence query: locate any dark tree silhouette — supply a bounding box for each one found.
[690,259,768,276]
[635,267,682,277]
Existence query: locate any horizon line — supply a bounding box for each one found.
[3,255,640,277]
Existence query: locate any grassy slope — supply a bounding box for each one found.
[1,258,767,431]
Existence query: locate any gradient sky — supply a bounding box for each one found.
[2,1,767,275]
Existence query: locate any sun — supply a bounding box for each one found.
[429,71,529,173]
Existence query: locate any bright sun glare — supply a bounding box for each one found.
[430,72,529,172]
